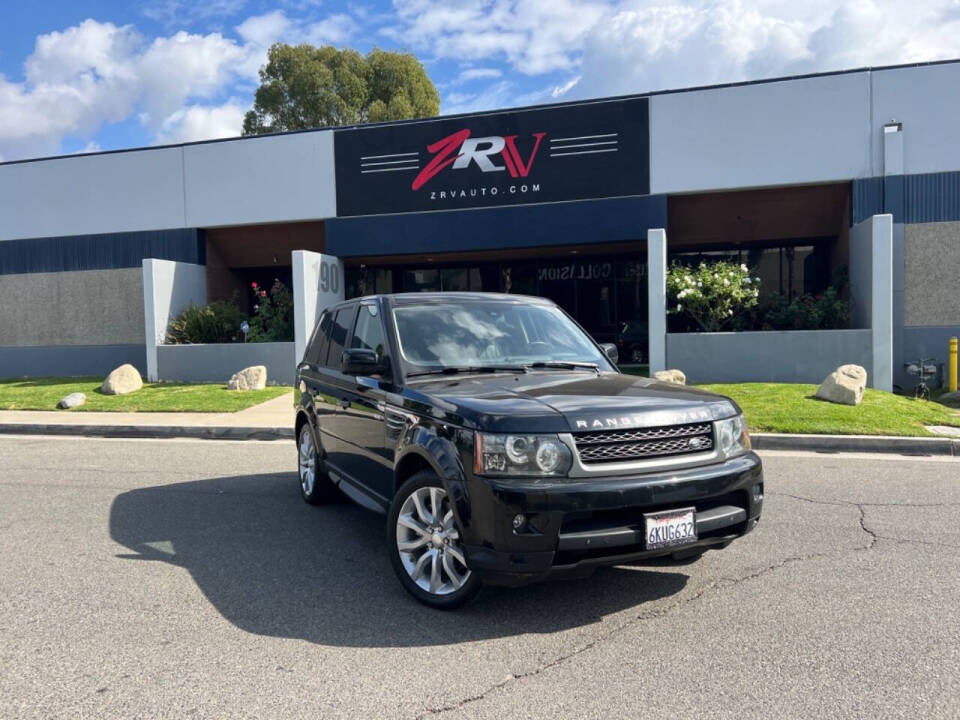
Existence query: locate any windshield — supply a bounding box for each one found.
[392,301,611,372]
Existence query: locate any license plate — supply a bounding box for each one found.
[644,507,697,550]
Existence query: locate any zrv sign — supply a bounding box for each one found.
[334,97,649,217]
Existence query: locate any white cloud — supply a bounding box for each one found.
[458,67,503,82]
[395,0,960,108]
[142,0,250,28]
[386,0,608,75]
[0,10,359,161]
[155,102,247,144]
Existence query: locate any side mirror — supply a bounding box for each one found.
[341,348,387,376]
[600,343,619,365]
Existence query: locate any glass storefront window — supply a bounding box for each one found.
[344,249,648,360]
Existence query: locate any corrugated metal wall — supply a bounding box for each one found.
[0,228,205,275]
[853,171,960,225]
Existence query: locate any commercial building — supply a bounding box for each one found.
[1,60,959,388]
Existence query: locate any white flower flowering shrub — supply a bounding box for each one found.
[666,261,760,332]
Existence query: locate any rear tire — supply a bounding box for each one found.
[298,424,339,505]
[388,470,482,609]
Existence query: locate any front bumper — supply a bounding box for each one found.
[459,452,763,586]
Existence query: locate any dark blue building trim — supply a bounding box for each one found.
[325,195,667,257]
[853,171,960,225]
[0,228,205,275]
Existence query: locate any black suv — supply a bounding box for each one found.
[295,293,762,608]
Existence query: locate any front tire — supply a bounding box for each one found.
[388,471,482,609]
[298,424,339,505]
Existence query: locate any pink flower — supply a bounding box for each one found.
[251,282,258,289]
[260,290,267,298]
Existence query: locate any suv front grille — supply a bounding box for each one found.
[573,422,713,464]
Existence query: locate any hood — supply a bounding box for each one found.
[406,371,738,433]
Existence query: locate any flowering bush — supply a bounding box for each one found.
[667,261,761,332]
[248,279,294,342]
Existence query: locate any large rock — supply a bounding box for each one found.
[228,365,267,391]
[816,364,867,406]
[653,369,686,385]
[57,392,86,409]
[939,391,960,408]
[101,364,143,395]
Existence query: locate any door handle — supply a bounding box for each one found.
[339,398,350,409]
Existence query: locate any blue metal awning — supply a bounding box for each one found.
[325,195,666,258]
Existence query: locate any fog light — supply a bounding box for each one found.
[753,483,764,503]
[512,514,527,530]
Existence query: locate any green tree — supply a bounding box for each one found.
[242,44,440,134]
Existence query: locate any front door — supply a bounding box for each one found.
[333,301,393,501]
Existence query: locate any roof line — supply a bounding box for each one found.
[2,57,959,168]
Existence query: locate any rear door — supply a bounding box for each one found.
[299,309,338,456]
[321,303,359,474]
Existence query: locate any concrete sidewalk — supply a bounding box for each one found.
[0,392,296,440]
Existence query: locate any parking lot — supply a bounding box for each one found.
[2,435,958,719]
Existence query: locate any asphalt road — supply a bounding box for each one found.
[1,436,958,720]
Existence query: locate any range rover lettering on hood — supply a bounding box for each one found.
[573,406,715,431]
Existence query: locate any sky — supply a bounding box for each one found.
[2,0,960,162]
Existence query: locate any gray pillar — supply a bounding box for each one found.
[871,215,894,392]
[292,250,344,366]
[142,258,206,382]
[647,228,667,374]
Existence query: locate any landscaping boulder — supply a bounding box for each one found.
[57,392,86,409]
[940,391,960,408]
[815,364,867,406]
[653,369,686,385]
[101,364,143,395]
[228,365,267,391]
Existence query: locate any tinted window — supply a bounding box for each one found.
[306,311,332,365]
[326,305,356,369]
[351,304,387,362]
[392,302,609,369]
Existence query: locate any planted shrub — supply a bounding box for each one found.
[166,300,246,344]
[667,261,761,332]
[248,280,294,342]
[763,287,851,330]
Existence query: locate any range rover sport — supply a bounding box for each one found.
[294,293,763,609]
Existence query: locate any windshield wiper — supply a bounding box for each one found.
[524,361,600,372]
[406,365,529,378]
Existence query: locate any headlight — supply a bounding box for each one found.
[475,432,572,477]
[715,414,751,458]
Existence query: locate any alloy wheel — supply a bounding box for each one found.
[396,486,471,596]
[298,429,316,496]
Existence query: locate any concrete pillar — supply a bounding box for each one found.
[871,214,894,392]
[292,251,344,365]
[141,259,207,382]
[647,228,667,374]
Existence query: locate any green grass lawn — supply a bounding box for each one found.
[0,377,291,413]
[701,383,960,437]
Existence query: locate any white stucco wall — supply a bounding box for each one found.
[0,148,186,241]
[871,63,960,176]
[183,131,336,227]
[0,131,338,242]
[650,72,872,193]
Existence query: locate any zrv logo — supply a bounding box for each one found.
[412,129,546,191]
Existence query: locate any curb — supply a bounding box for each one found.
[0,424,294,441]
[752,432,960,456]
[0,424,957,454]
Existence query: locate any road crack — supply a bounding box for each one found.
[415,496,877,719]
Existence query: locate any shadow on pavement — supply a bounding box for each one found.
[109,472,688,648]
